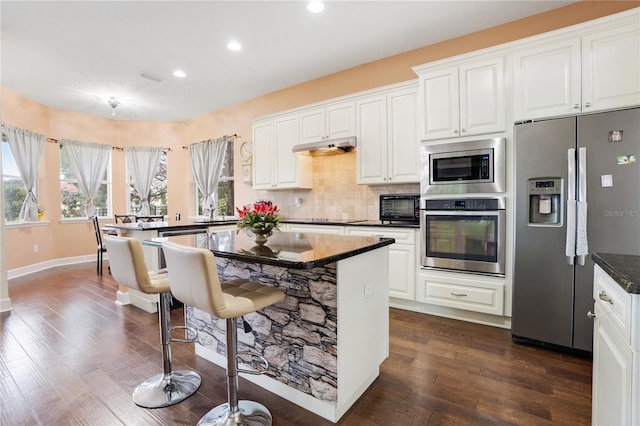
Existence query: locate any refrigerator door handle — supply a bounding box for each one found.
[565,148,576,265]
[576,147,589,266]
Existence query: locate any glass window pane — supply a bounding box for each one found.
[3,178,25,221]
[60,181,85,218]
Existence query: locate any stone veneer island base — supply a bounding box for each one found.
[147,231,392,422]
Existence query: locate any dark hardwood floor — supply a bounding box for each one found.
[1,263,592,425]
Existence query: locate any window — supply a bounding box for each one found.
[128,150,167,215]
[2,137,34,222]
[60,148,111,218]
[195,140,234,217]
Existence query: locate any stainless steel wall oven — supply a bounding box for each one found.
[420,197,506,276]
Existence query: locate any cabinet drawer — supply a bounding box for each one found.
[345,226,416,244]
[594,264,632,346]
[417,273,504,316]
[286,224,345,235]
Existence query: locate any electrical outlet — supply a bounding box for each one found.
[34,244,39,253]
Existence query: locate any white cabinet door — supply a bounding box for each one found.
[582,23,640,113]
[252,115,312,190]
[459,57,506,136]
[299,101,355,143]
[387,86,419,183]
[418,57,505,140]
[345,227,417,300]
[356,94,388,184]
[326,101,355,140]
[357,85,419,185]
[299,108,325,143]
[513,39,582,121]
[592,304,633,426]
[252,120,274,189]
[387,243,416,300]
[419,67,459,140]
[274,115,301,187]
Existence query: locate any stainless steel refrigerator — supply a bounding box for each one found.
[512,107,640,353]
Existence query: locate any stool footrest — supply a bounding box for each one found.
[170,325,198,344]
[236,351,269,375]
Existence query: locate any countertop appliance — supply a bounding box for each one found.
[512,107,640,353]
[379,194,419,224]
[420,137,506,195]
[420,197,506,275]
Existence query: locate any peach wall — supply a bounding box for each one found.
[2,2,636,271]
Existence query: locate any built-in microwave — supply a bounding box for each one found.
[379,194,420,224]
[420,137,506,195]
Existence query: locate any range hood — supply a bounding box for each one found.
[292,136,356,156]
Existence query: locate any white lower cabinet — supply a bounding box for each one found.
[345,227,417,300]
[592,264,639,426]
[416,270,504,316]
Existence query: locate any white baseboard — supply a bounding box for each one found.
[0,297,12,313]
[7,254,99,279]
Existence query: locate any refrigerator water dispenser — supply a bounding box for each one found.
[528,178,562,225]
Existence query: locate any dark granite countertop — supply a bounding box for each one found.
[144,230,395,269]
[592,253,640,294]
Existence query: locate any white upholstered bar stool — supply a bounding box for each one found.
[104,235,201,408]
[162,240,285,426]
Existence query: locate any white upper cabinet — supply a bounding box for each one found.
[252,114,312,190]
[416,56,505,141]
[582,23,640,113]
[513,39,581,120]
[514,20,640,121]
[356,85,419,184]
[299,101,355,143]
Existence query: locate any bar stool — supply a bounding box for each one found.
[104,235,201,408]
[162,240,285,426]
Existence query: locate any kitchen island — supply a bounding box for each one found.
[146,230,394,422]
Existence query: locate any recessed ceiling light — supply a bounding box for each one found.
[307,1,324,13]
[173,70,186,78]
[227,41,242,51]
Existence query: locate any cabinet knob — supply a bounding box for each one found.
[598,291,613,304]
[584,102,591,108]
[461,128,465,133]
[587,311,596,319]
[454,129,459,134]
[574,104,580,109]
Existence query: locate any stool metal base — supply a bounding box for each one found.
[133,370,201,408]
[197,400,272,426]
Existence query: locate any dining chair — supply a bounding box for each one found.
[114,214,137,223]
[136,215,165,222]
[91,215,108,275]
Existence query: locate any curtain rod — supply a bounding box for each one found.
[182,133,239,149]
[45,137,172,151]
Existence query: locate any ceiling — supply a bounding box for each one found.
[1,1,576,122]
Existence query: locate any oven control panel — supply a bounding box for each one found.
[424,197,505,211]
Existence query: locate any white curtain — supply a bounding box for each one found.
[3,125,46,221]
[61,140,110,218]
[124,147,163,216]
[189,136,228,220]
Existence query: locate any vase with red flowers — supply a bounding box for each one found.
[236,200,280,246]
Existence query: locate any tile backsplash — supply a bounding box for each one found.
[252,152,419,221]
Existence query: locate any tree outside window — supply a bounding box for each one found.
[2,140,30,222]
[128,150,168,215]
[60,148,110,218]
[196,140,234,217]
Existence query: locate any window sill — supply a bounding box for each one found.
[5,220,50,229]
